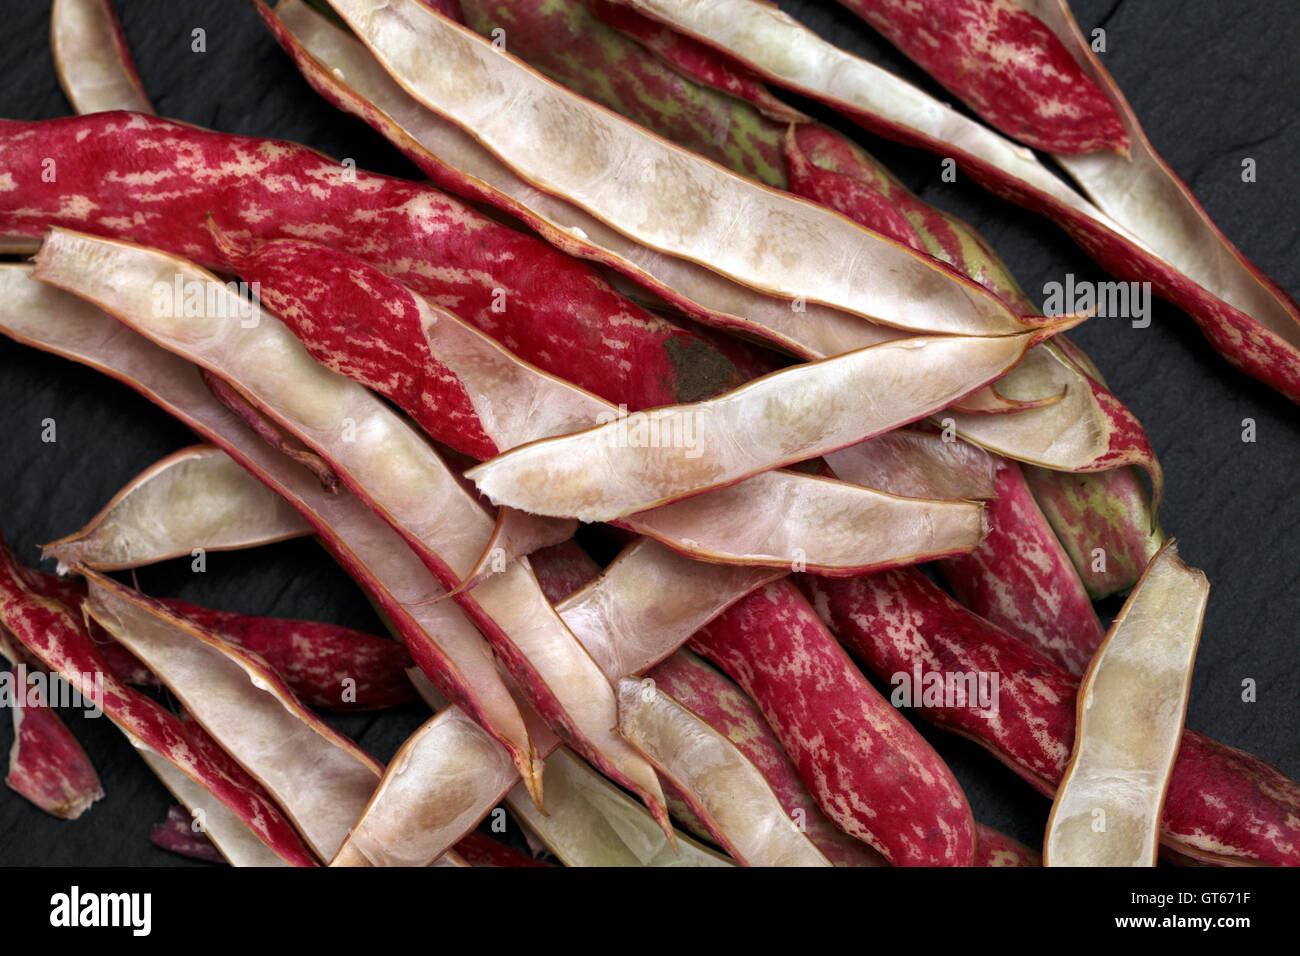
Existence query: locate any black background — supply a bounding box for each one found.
[1,0,1297,865]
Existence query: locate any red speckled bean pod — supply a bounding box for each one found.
[939,458,1104,675]
[29,569,416,712]
[0,113,764,410]
[0,540,319,866]
[833,0,1127,154]
[151,805,226,864]
[610,0,1300,406]
[2,656,103,820]
[804,568,1300,867]
[689,579,977,866]
[647,649,888,867]
[473,0,1162,601]
[975,824,1041,867]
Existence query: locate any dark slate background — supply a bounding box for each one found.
[1,0,1297,865]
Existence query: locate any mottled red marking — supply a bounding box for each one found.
[1021,175,1295,394]
[915,67,1298,399]
[787,121,1163,590]
[784,126,925,256]
[791,110,1036,315]
[17,565,157,687]
[182,345,666,826]
[974,823,1040,867]
[806,569,1300,866]
[531,545,887,863]
[0,538,319,866]
[940,459,1104,674]
[23,569,414,712]
[3,306,545,790]
[586,0,805,123]
[806,568,1073,791]
[649,649,886,866]
[264,0,780,387]
[1023,463,1161,599]
[452,830,552,867]
[88,575,386,787]
[838,0,1127,153]
[1163,730,1300,867]
[689,579,976,866]
[500,541,670,833]
[0,113,761,409]
[1079,368,1165,494]
[5,661,103,819]
[215,230,497,460]
[151,805,225,863]
[159,600,416,712]
[459,0,787,180]
[649,7,1300,403]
